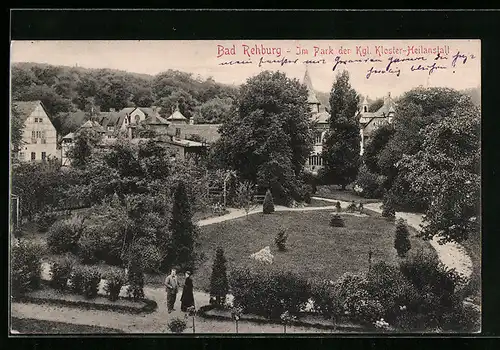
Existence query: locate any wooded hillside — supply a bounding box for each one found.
[11,62,239,135]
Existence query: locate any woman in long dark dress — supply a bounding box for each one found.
[181,271,195,312]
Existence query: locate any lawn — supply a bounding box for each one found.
[11,317,123,334]
[315,185,380,204]
[194,210,437,292]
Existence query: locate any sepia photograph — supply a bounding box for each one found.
[9,39,481,334]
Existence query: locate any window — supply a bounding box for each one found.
[175,128,181,137]
[364,106,367,112]
[32,131,36,138]
[41,139,47,144]
[314,132,322,145]
[38,118,43,123]
[31,152,36,161]
[19,152,25,160]
[309,155,323,167]
[41,152,47,161]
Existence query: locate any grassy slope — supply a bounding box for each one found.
[195,210,437,292]
[11,317,123,334]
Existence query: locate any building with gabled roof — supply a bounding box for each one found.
[11,100,59,163]
[359,92,396,155]
[166,103,188,124]
[303,68,330,174]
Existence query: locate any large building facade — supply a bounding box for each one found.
[303,69,330,174]
[12,100,59,162]
[358,93,395,155]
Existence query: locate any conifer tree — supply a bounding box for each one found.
[394,219,411,257]
[209,247,229,307]
[168,181,197,270]
[263,189,275,214]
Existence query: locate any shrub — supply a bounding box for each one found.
[366,262,420,323]
[35,209,59,233]
[50,255,75,291]
[381,196,396,220]
[230,268,310,320]
[78,228,102,264]
[209,247,229,307]
[81,266,101,299]
[263,189,275,214]
[442,301,481,332]
[47,216,85,254]
[330,214,344,227]
[11,240,44,297]
[126,262,145,300]
[335,201,341,213]
[167,317,187,333]
[399,249,465,329]
[310,279,342,320]
[70,265,86,294]
[358,203,364,213]
[303,190,312,204]
[394,219,411,258]
[346,201,357,212]
[274,227,288,251]
[333,272,384,325]
[355,164,385,199]
[103,268,126,301]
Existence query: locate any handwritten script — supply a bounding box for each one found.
[216,43,476,80]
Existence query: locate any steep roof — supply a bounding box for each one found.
[167,109,188,121]
[311,111,330,124]
[12,100,47,122]
[303,69,320,105]
[374,93,396,118]
[164,124,222,143]
[80,119,106,133]
[143,114,169,125]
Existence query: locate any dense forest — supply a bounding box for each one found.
[11,62,240,136]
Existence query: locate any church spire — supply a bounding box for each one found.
[303,67,320,106]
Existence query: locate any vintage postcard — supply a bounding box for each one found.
[9,39,480,334]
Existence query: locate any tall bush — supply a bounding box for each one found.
[104,267,126,301]
[209,247,229,307]
[126,261,145,300]
[274,227,288,251]
[263,189,275,214]
[230,268,310,319]
[50,255,75,291]
[81,266,101,299]
[394,219,411,258]
[11,240,44,297]
[381,195,396,220]
[47,215,86,254]
[70,265,86,294]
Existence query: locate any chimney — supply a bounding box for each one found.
[189,117,195,125]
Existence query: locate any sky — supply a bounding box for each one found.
[11,40,481,99]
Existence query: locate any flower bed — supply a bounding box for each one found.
[197,304,370,332]
[16,281,157,314]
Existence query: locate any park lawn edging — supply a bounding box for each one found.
[16,280,157,314]
[197,304,376,333]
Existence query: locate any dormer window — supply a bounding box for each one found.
[364,106,367,112]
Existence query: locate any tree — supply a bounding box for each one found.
[235,181,257,218]
[263,189,275,214]
[66,128,103,168]
[216,71,313,205]
[399,100,480,244]
[11,104,25,154]
[168,181,197,270]
[394,219,411,257]
[209,247,229,307]
[378,87,477,212]
[364,123,395,175]
[321,71,361,189]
